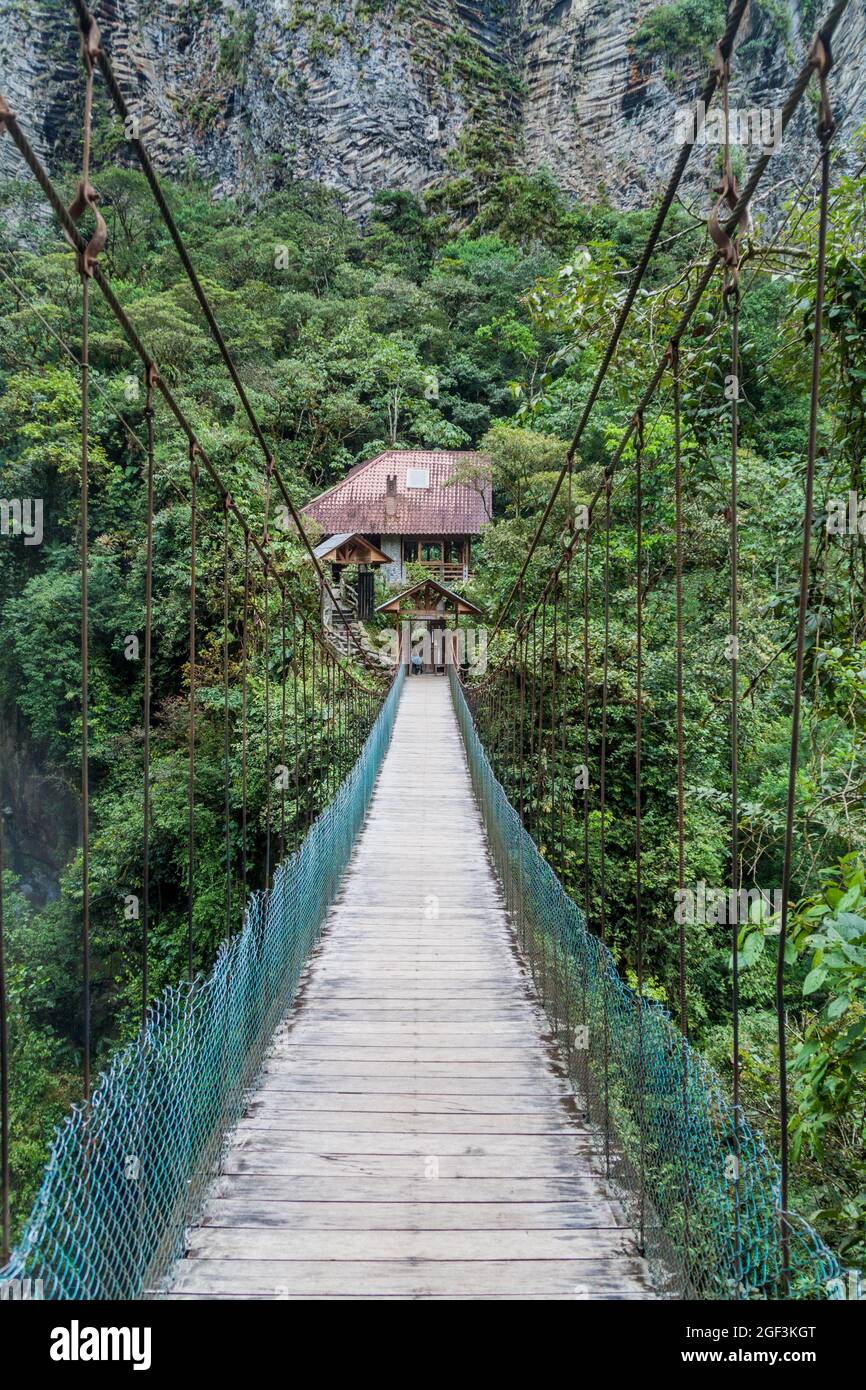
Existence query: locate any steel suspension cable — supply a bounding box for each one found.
[68,17,105,1100]
[730,278,744,1293]
[328,654,335,802]
[537,604,547,845]
[186,444,200,983]
[334,654,340,793]
[712,45,746,1276]
[509,656,519,810]
[582,527,591,925]
[528,622,537,838]
[301,620,310,833]
[263,464,273,890]
[0,808,9,1265]
[280,590,287,865]
[549,594,559,874]
[141,366,156,1022]
[599,477,612,1176]
[310,634,317,830]
[560,520,572,876]
[547,591,559,1009]
[331,653,336,800]
[222,497,232,944]
[730,263,743,1118]
[292,613,301,844]
[241,534,250,900]
[670,337,692,1278]
[777,32,836,1247]
[264,558,272,891]
[634,410,646,1253]
[518,631,526,828]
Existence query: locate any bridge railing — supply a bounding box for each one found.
[0,665,405,1301]
[450,666,846,1301]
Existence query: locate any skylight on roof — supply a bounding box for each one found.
[405,468,430,489]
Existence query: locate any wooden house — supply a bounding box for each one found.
[302,449,492,592]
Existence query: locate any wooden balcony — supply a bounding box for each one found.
[403,539,473,588]
[416,559,470,586]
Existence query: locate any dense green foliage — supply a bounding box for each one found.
[1,131,865,1272]
[635,0,726,64]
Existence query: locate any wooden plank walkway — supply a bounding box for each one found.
[169,676,654,1300]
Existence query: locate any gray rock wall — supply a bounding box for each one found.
[1,0,864,221]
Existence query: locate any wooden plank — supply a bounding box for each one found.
[283,1027,551,1040]
[222,1154,594,1180]
[247,1092,566,1114]
[259,1078,566,1096]
[200,1200,626,1232]
[226,1132,595,1156]
[237,1112,574,1135]
[170,1258,653,1299]
[167,677,653,1301]
[186,1228,638,1261]
[296,1009,533,1021]
[265,1047,555,1062]
[257,1064,548,1081]
[204,1174,621,1203]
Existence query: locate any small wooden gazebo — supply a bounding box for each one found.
[312,532,391,619]
[376,578,482,674]
[311,533,391,568]
[375,577,483,622]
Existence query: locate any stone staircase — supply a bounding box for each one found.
[325,581,391,672]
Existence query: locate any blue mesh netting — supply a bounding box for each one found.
[0,665,404,1301]
[449,665,849,1301]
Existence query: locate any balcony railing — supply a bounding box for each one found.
[415,559,470,585]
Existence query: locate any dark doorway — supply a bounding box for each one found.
[356,569,374,621]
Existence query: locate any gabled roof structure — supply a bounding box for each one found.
[302,450,492,536]
[310,533,391,566]
[375,577,484,619]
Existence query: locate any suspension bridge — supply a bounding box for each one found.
[0,0,860,1300]
[170,678,652,1300]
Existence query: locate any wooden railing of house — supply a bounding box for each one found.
[417,560,467,585]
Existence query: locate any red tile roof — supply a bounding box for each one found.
[302,450,492,536]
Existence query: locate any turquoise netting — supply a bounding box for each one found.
[449,665,848,1301]
[0,665,404,1301]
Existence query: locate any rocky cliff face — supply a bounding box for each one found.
[520,0,866,216]
[1,1,865,221]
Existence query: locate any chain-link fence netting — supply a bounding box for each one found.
[0,665,404,1300]
[450,666,849,1301]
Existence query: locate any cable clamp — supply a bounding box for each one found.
[0,94,15,134]
[810,32,835,142]
[79,13,102,73]
[64,178,107,279]
[711,40,730,84]
[144,363,159,412]
[632,411,645,454]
